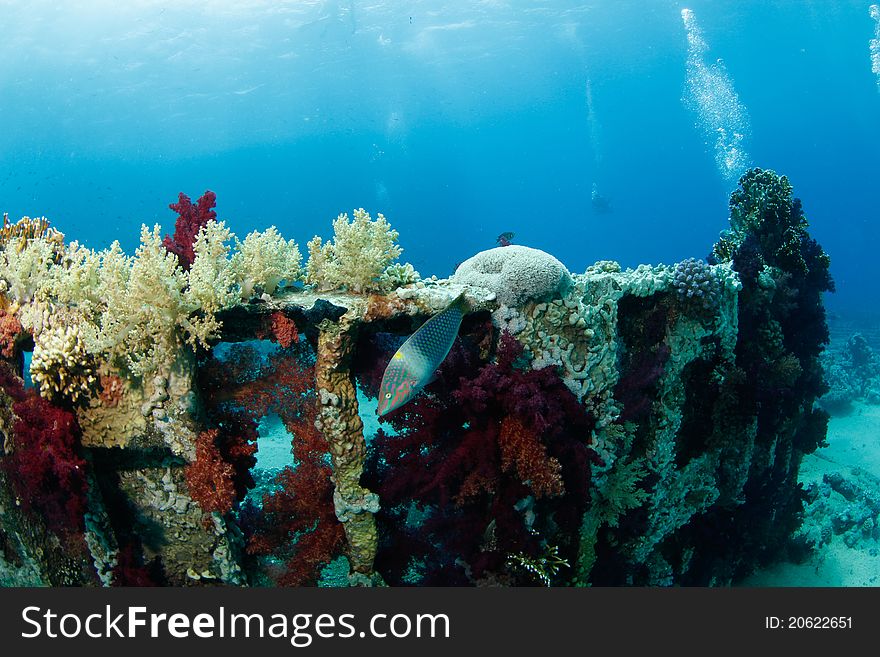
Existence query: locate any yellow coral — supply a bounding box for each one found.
[30,323,97,404]
[0,214,63,253]
[230,226,302,299]
[306,208,403,293]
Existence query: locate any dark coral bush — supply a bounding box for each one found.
[0,364,88,534]
[362,330,597,585]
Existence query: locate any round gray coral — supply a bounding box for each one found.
[671,257,720,311]
[453,245,572,307]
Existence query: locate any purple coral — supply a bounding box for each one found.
[672,258,720,311]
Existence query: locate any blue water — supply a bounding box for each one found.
[1,0,878,314]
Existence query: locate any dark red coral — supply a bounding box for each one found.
[1,369,88,534]
[111,544,160,587]
[163,190,217,270]
[200,344,315,420]
[366,331,597,584]
[614,343,671,422]
[209,408,259,501]
[453,331,589,440]
[248,460,345,586]
[185,429,237,515]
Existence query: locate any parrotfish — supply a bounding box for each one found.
[377,293,469,416]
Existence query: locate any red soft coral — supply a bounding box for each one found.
[1,375,88,533]
[269,312,299,349]
[111,544,160,587]
[213,408,259,500]
[0,309,22,358]
[198,343,344,585]
[246,393,345,586]
[499,416,564,498]
[185,429,237,515]
[98,374,124,408]
[248,459,345,586]
[163,190,217,270]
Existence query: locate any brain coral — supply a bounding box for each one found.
[453,245,572,307]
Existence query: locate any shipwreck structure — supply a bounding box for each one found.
[0,169,832,586]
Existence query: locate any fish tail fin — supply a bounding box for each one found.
[449,291,470,314]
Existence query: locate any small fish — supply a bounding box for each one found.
[377,294,469,416]
[496,231,515,247]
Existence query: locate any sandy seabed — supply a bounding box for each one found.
[743,402,880,586]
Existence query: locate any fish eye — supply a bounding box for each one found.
[385,392,392,399]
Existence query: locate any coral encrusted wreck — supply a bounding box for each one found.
[0,172,832,586]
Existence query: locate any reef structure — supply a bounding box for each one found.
[0,173,832,586]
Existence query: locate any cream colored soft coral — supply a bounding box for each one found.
[0,234,60,303]
[2,217,300,382]
[306,208,405,293]
[186,221,239,314]
[98,225,222,377]
[230,226,302,299]
[52,240,104,314]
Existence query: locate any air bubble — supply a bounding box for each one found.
[681,8,752,186]
[870,5,880,89]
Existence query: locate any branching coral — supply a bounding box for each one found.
[186,220,240,317]
[267,312,299,348]
[104,225,209,375]
[98,373,124,407]
[29,323,97,404]
[231,226,302,299]
[95,224,236,377]
[246,386,346,585]
[507,543,568,586]
[712,168,832,291]
[0,214,63,254]
[306,208,405,293]
[0,207,297,385]
[498,416,564,499]
[199,339,344,585]
[671,257,721,314]
[0,229,62,303]
[247,464,346,586]
[378,262,420,291]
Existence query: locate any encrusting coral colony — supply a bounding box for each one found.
[0,168,833,586]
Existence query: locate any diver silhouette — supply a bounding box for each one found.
[591,183,612,214]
